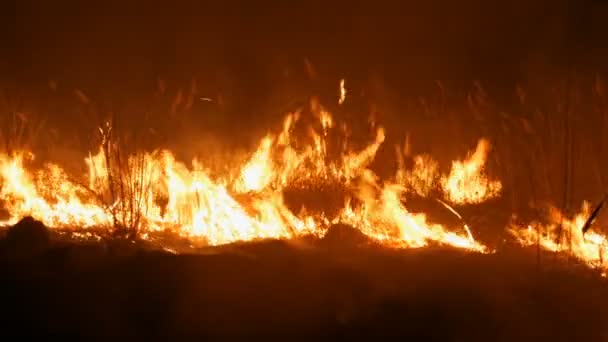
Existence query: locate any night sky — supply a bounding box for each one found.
[4,1,608,91]
[1,0,608,151]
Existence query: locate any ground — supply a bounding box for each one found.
[0,220,607,340]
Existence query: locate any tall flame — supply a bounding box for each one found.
[441,138,502,204]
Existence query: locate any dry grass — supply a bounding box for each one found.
[95,114,159,239]
[3,74,608,240]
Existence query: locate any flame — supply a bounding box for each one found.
[339,79,346,105]
[397,154,440,197]
[0,152,111,228]
[394,138,501,205]
[509,202,608,271]
[335,170,486,251]
[441,138,502,204]
[0,100,498,251]
[235,136,274,193]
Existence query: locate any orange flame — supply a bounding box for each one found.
[0,101,499,251]
[336,170,486,251]
[395,138,501,205]
[441,138,502,204]
[509,202,608,272]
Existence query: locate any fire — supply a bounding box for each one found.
[335,170,486,251]
[509,202,608,271]
[441,138,502,204]
[395,138,502,205]
[0,100,499,251]
[0,151,111,228]
[397,154,440,197]
[339,79,347,105]
[235,136,274,193]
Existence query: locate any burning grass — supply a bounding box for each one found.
[2,77,608,276]
[0,97,497,253]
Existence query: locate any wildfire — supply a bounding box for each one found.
[395,138,502,205]
[509,202,608,272]
[0,100,499,251]
[335,170,486,251]
[0,152,111,228]
[441,139,502,204]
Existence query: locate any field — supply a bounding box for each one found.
[2,76,608,339]
[0,218,606,340]
[5,2,608,339]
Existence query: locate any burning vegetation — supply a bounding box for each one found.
[1,79,608,276]
[2,80,608,339]
[0,97,497,251]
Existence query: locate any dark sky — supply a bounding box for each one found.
[2,0,608,204]
[5,2,607,77]
[2,0,608,113]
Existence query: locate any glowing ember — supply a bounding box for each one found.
[339,79,347,105]
[0,101,499,251]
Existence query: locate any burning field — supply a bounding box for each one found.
[1,81,608,339]
[0,98,496,250]
[5,0,608,338]
[0,91,606,265]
